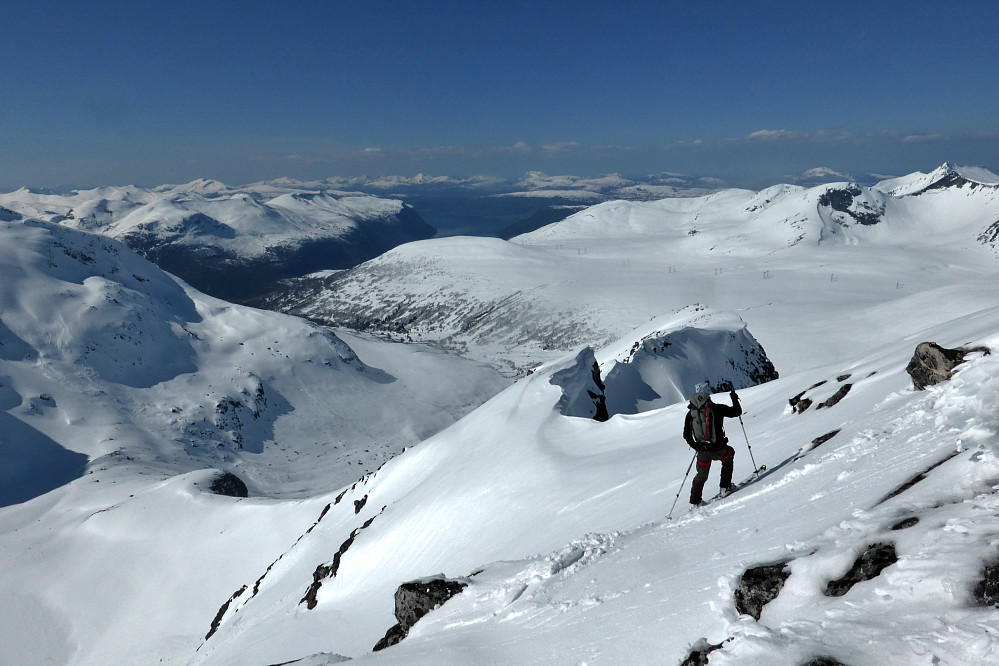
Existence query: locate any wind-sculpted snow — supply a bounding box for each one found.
[600,309,778,415]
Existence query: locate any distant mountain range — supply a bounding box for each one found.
[0,181,435,302]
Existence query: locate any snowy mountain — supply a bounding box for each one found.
[0,217,508,501]
[2,163,999,666]
[260,163,999,375]
[0,182,435,301]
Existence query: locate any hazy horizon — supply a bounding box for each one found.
[3,1,997,190]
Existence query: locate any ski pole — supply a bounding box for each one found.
[667,454,697,521]
[738,415,760,473]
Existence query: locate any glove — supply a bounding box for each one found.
[730,390,740,403]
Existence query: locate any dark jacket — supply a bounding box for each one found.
[683,398,742,451]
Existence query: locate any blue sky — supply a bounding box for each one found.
[2,0,997,189]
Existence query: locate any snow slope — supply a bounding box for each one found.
[193,296,999,665]
[264,163,999,376]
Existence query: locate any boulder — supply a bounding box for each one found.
[373,576,468,651]
[209,471,248,498]
[906,342,990,390]
[824,543,897,597]
[734,562,791,620]
[680,638,725,665]
[973,556,999,607]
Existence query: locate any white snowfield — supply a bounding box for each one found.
[0,163,998,665]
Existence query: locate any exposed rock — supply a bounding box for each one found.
[810,430,840,450]
[373,576,468,651]
[680,638,725,665]
[973,556,999,607]
[549,347,609,421]
[301,516,377,609]
[979,220,999,249]
[818,184,885,226]
[205,585,247,640]
[836,373,852,382]
[824,543,898,597]
[878,451,961,504]
[816,384,852,409]
[800,658,849,666]
[734,562,791,620]
[789,392,813,414]
[891,517,920,531]
[906,341,990,390]
[209,471,249,498]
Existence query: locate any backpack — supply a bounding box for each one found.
[689,403,716,446]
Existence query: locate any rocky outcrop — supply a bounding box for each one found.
[819,184,885,226]
[816,384,852,409]
[824,543,897,597]
[209,471,249,498]
[878,452,961,504]
[973,557,999,607]
[680,638,725,665]
[906,341,990,390]
[301,516,377,610]
[734,562,791,620]
[373,576,468,651]
[549,347,609,421]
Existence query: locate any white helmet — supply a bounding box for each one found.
[689,391,710,408]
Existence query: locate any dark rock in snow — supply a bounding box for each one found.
[373,576,468,651]
[810,430,840,450]
[816,384,852,409]
[818,184,884,226]
[878,451,961,504]
[549,347,609,421]
[979,220,999,249]
[891,516,920,531]
[734,562,791,620]
[205,585,247,640]
[789,394,813,414]
[301,516,377,609]
[973,556,999,607]
[680,638,726,665]
[906,341,991,390]
[824,543,897,597]
[800,658,849,666]
[209,471,249,498]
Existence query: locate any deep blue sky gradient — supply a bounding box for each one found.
[3,0,997,188]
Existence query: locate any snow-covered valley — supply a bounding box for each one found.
[2,163,999,665]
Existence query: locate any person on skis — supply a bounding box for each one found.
[683,389,742,507]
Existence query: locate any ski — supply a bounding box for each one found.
[706,464,767,504]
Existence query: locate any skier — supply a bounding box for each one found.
[683,389,742,507]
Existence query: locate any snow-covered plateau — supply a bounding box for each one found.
[1,163,999,665]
